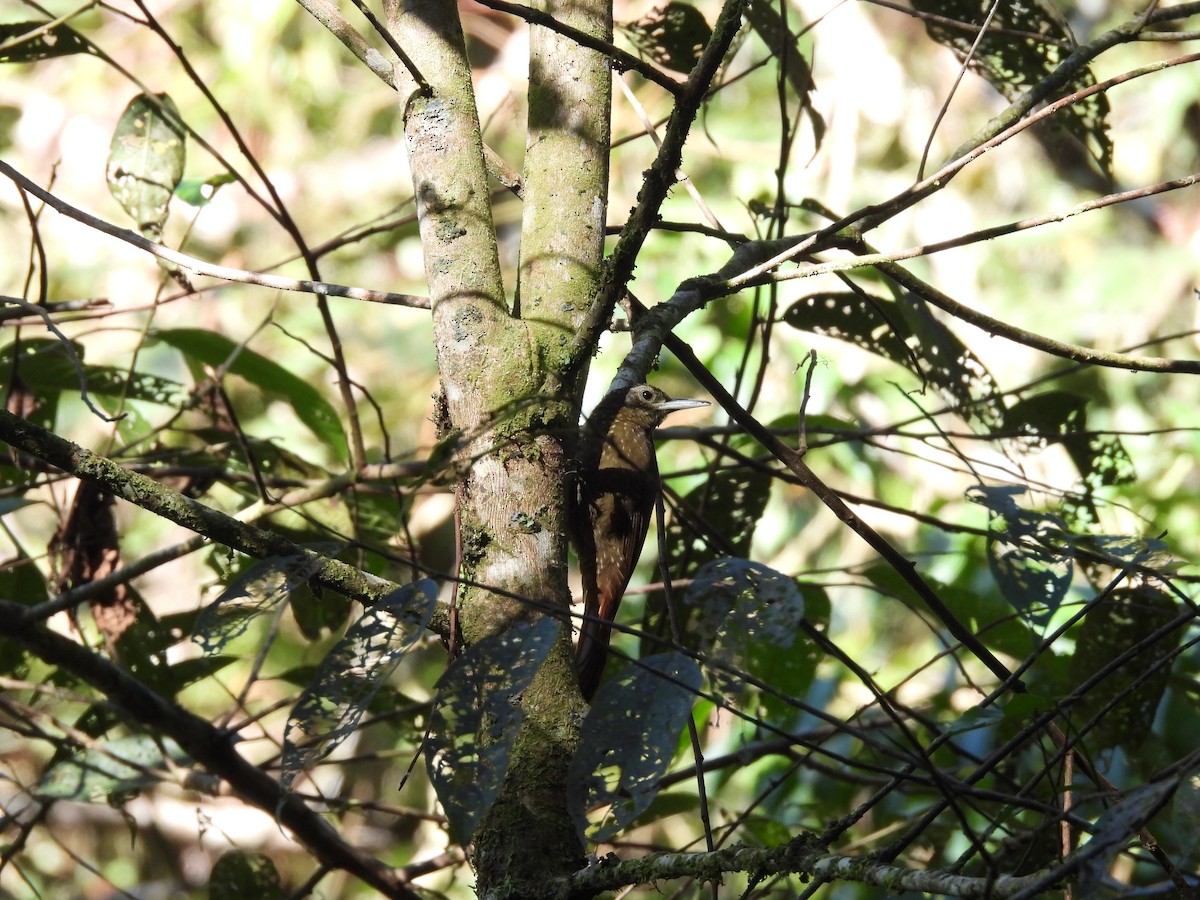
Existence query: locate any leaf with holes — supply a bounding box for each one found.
[425,617,558,845]
[192,552,331,654]
[621,2,711,73]
[686,558,821,715]
[783,289,1005,428]
[967,485,1073,626]
[106,93,186,243]
[1004,391,1135,529]
[568,651,701,842]
[910,0,1111,175]
[0,22,89,63]
[281,580,437,789]
[1067,586,1180,751]
[642,463,772,657]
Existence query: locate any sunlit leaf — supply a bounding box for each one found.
[192,552,331,654]
[784,289,1006,428]
[106,93,186,243]
[0,22,89,64]
[911,0,1111,175]
[175,172,236,207]
[153,328,349,462]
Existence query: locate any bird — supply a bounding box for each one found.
[571,383,709,700]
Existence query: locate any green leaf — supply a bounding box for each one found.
[0,22,89,64]
[192,553,330,654]
[153,328,349,461]
[1003,392,1135,529]
[642,463,772,656]
[1066,586,1180,752]
[281,580,437,789]
[966,485,1073,625]
[621,2,712,73]
[106,93,187,243]
[37,736,189,802]
[175,172,236,207]
[569,652,702,842]
[686,558,820,715]
[783,289,1005,429]
[209,851,284,900]
[745,0,824,151]
[910,0,1111,176]
[425,617,558,845]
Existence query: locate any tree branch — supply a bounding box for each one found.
[0,598,422,900]
[0,159,428,308]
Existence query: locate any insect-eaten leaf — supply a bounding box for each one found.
[909,0,1111,177]
[0,22,89,64]
[209,851,284,900]
[281,580,438,789]
[568,651,701,843]
[192,551,334,655]
[642,465,772,656]
[621,2,712,73]
[967,485,1073,626]
[425,617,558,845]
[37,735,190,803]
[783,289,1006,430]
[106,93,186,244]
[686,558,821,714]
[1066,586,1180,752]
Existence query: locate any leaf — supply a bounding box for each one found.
[569,652,702,842]
[425,617,558,845]
[37,736,189,802]
[1004,392,1135,529]
[745,0,824,150]
[783,289,1006,429]
[685,558,820,714]
[106,93,187,243]
[966,484,1073,625]
[0,22,89,64]
[192,553,329,654]
[642,464,772,656]
[5,337,182,407]
[175,172,236,207]
[1066,586,1180,751]
[209,851,284,900]
[1075,781,1177,896]
[280,580,437,789]
[1171,768,1200,862]
[153,328,348,462]
[621,2,712,73]
[910,0,1111,176]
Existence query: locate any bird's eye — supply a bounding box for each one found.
[640,389,653,401]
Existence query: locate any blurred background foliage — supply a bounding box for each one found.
[0,0,1198,897]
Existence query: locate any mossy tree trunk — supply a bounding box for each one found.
[384,1,613,894]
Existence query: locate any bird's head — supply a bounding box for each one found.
[619,384,710,429]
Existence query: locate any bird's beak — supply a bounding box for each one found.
[654,397,710,413]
